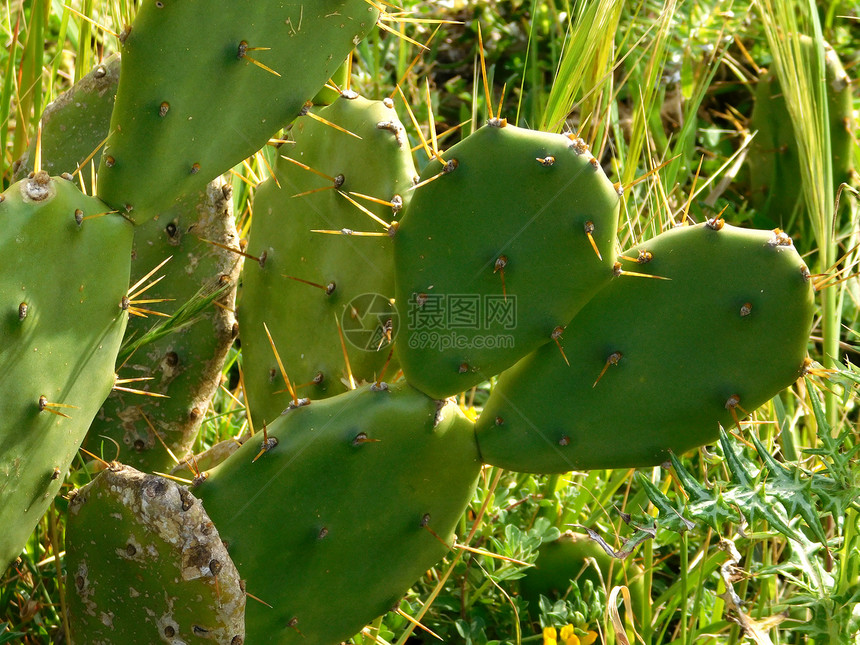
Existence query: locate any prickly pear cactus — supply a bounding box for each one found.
[747,38,854,225]
[97,0,380,221]
[194,381,481,644]
[240,94,414,425]
[476,222,815,473]
[13,54,121,181]
[0,172,132,570]
[394,122,620,399]
[520,530,645,620]
[85,177,242,472]
[65,464,244,644]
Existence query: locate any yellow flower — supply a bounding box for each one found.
[559,624,580,644]
[460,404,479,422]
[544,624,597,645]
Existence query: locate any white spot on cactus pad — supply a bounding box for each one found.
[21,171,55,202]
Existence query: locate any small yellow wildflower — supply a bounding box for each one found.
[559,624,579,644]
[460,405,479,422]
[543,624,598,645]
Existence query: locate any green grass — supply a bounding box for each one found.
[2,0,859,643]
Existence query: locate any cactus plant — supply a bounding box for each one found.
[393,121,620,399]
[65,464,245,644]
[192,381,481,643]
[475,222,815,473]
[240,93,414,425]
[96,0,380,222]
[747,37,854,227]
[13,54,121,182]
[4,3,849,642]
[0,172,132,570]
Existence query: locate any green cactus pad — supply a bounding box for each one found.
[0,173,132,570]
[97,0,379,222]
[16,56,242,474]
[747,38,854,225]
[520,531,644,619]
[14,55,121,182]
[240,94,414,426]
[194,381,481,644]
[86,177,241,472]
[394,122,620,399]
[476,222,815,473]
[66,465,244,644]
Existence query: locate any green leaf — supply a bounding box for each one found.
[669,452,740,533]
[680,47,694,99]
[750,433,828,544]
[636,471,695,534]
[0,624,26,644]
[720,431,806,543]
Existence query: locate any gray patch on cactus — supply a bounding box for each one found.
[66,465,244,644]
[22,171,55,201]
